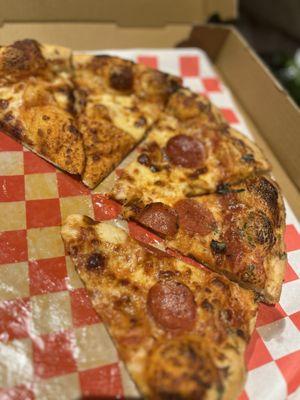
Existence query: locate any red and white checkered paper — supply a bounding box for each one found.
[0,49,300,400]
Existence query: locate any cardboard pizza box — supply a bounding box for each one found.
[0,0,299,220]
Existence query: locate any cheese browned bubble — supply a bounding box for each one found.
[61,214,258,400]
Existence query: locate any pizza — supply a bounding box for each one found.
[131,175,286,304]
[1,39,287,398]
[72,54,183,188]
[0,39,85,175]
[111,112,270,210]
[62,214,258,400]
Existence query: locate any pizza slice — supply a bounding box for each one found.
[131,175,286,304]
[62,214,257,400]
[76,101,136,189]
[111,109,270,209]
[72,54,184,188]
[0,39,85,175]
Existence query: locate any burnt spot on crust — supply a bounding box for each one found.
[3,112,14,123]
[90,54,111,69]
[210,240,227,254]
[147,338,221,400]
[68,124,81,138]
[241,264,257,283]
[86,252,105,271]
[82,215,98,225]
[56,84,76,113]
[109,65,134,92]
[219,123,230,134]
[241,153,255,163]
[137,141,164,169]
[92,152,101,161]
[236,329,246,340]
[201,299,213,311]
[169,77,182,94]
[245,211,275,249]
[150,164,160,173]
[246,177,280,225]
[11,124,24,140]
[0,116,24,140]
[1,39,47,77]
[239,261,266,291]
[134,116,147,128]
[137,153,150,166]
[216,182,245,195]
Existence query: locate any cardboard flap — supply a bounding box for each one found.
[184,24,300,200]
[0,0,237,27]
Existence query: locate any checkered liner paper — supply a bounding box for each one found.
[0,48,300,400]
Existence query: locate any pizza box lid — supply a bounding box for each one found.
[0,0,238,49]
[0,0,238,28]
[0,0,299,219]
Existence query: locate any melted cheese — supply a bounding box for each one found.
[91,93,153,141]
[95,221,127,244]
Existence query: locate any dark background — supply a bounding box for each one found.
[210,0,300,106]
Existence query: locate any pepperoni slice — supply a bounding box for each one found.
[136,202,178,237]
[166,134,205,168]
[147,280,196,331]
[174,199,216,236]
